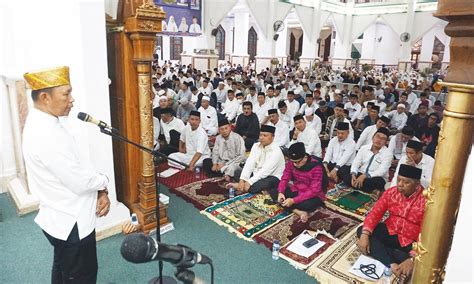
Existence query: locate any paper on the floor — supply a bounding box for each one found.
[349,254,385,282]
[158,168,180,178]
[287,231,326,258]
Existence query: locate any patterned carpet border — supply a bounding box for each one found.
[201,193,292,241]
[324,185,378,221]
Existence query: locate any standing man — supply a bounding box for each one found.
[23,66,110,283]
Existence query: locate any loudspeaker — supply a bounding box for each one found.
[273,34,279,41]
[211,28,218,36]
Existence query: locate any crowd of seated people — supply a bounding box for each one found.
[148,61,443,281]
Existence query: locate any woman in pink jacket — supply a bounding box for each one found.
[270,142,327,222]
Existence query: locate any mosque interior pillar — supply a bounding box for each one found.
[411,1,474,282]
[231,10,250,67]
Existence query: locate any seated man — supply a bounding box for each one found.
[202,119,246,181]
[387,126,419,167]
[234,101,260,151]
[267,109,290,147]
[304,108,322,136]
[356,164,425,281]
[227,125,285,194]
[324,103,354,140]
[356,115,390,151]
[386,103,408,135]
[270,143,326,223]
[168,111,210,171]
[277,101,294,130]
[176,97,196,123]
[291,114,322,158]
[159,108,185,155]
[198,96,218,136]
[323,122,356,183]
[342,127,392,193]
[391,140,434,189]
[220,89,240,122]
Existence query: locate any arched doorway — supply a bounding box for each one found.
[248,27,257,61]
[215,25,225,60]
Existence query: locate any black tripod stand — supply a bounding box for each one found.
[99,127,188,284]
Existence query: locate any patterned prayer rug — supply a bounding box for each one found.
[306,226,369,284]
[325,186,378,221]
[253,206,361,250]
[170,177,242,210]
[279,230,337,270]
[202,193,291,240]
[156,163,209,189]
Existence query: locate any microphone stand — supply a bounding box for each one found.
[99,127,188,284]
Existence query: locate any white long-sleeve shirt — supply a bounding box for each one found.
[254,103,270,124]
[22,108,109,241]
[267,120,290,147]
[351,144,392,180]
[198,105,218,135]
[356,125,378,151]
[387,134,420,160]
[221,98,240,121]
[278,110,294,130]
[305,115,322,135]
[386,110,408,130]
[344,102,362,122]
[180,125,211,157]
[246,93,258,106]
[161,117,185,144]
[291,126,322,158]
[240,142,285,185]
[390,153,434,189]
[298,102,317,115]
[323,136,357,167]
[285,99,300,117]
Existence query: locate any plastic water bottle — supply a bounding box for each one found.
[272,240,280,260]
[228,187,235,199]
[194,166,201,178]
[382,267,392,284]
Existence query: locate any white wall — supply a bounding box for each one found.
[373,23,400,65]
[361,24,376,60]
[0,0,117,201]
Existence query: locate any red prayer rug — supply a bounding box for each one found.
[253,206,361,250]
[156,163,208,189]
[169,177,242,210]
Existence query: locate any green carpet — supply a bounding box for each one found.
[0,188,316,284]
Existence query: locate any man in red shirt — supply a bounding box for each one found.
[356,164,425,281]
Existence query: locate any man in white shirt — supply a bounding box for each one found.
[198,96,218,136]
[291,115,322,158]
[245,86,258,106]
[342,127,392,193]
[160,108,186,155]
[22,66,109,283]
[386,104,408,134]
[277,101,294,130]
[213,81,228,109]
[356,115,390,151]
[375,94,387,115]
[405,85,418,106]
[227,125,285,194]
[198,79,212,97]
[285,91,300,118]
[298,93,317,115]
[168,111,211,171]
[344,94,362,123]
[220,90,240,122]
[304,107,322,135]
[254,92,270,124]
[323,122,356,183]
[387,126,419,166]
[267,109,290,147]
[390,140,434,189]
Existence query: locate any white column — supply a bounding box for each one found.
[398,0,416,71]
[299,2,321,70]
[332,1,354,70]
[441,37,450,70]
[231,9,250,67]
[254,0,276,72]
[418,30,435,71]
[162,36,171,61]
[361,24,376,64]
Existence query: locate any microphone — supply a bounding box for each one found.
[77,112,115,131]
[120,233,211,268]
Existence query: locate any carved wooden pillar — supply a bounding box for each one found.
[106,1,167,233]
[411,1,474,283]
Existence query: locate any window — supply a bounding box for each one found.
[215,25,225,60]
[170,37,183,61]
[248,27,258,61]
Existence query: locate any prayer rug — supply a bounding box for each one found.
[306,226,370,284]
[170,177,242,210]
[253,206,361,250]
[279,230,337,270]
[156,163,208,189]
[202,193,291,240]
[325,186,377,221]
